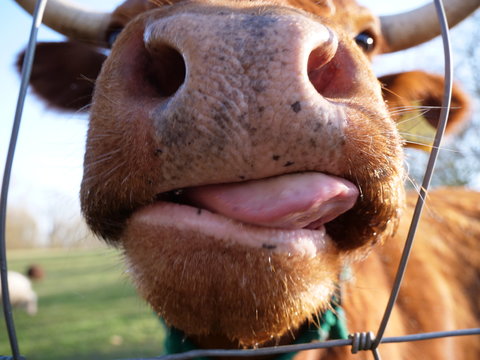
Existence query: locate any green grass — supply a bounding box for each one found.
[1,248,166,360]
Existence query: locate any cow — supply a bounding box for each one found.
[0,271,38,316]
[13,0,480,359]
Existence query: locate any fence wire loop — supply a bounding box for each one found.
[2,0,479,360]
[349,332,375,354]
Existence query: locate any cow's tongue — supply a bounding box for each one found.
[183,173,358,229]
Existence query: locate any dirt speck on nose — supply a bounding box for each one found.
[291,101,302,113]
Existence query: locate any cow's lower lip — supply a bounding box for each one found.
[126,201,333,257]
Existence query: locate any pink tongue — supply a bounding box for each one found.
[184,173,358,229]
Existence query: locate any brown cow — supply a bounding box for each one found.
[14,0,480,359]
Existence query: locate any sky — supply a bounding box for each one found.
[0,0,475,237]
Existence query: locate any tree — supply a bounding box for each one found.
[6,207,39,249]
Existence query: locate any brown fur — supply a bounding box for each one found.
[19,0,479,358]
[124,224,342,344]
[299,189,480,360]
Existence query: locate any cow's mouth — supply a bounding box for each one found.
[119,171,362,344]
[125,172,359,255]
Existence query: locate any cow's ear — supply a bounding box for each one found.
[380,71,470,150]
[17,41,107,111]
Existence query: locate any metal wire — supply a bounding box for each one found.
[1,0,479,360]
[116,328,480,360]
[372,0,454,349]
[114,328,480,360]
[0,1,48,359]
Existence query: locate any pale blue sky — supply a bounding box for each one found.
[2,0,475,236]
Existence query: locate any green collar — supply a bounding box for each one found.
[160,300,348,360]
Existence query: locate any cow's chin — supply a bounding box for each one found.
[121,202,342,347]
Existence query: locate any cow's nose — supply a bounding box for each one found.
[143,9,338,102]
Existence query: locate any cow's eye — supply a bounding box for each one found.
[355,32,376,53]
[107,28,123,48]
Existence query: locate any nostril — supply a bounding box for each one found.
[146,44,186,97]
[308,46,332,74]
[307,38,337,96]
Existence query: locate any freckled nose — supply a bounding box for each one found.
[143,9,339,105]
[137,8,347,184]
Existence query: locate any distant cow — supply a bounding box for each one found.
[0,271,38,316]
[14,0,480,359]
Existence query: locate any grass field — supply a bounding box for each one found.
[1,248,166,360]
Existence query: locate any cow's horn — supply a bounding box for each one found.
[14,0,111,46]
[380,0,480,53]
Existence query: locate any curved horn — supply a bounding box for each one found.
[14,0,111,46]
[380,0,480,53]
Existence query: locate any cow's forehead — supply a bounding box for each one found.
[109,0,382,56]
[111,0,377,31]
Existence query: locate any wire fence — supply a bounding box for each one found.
[1,0,479,360]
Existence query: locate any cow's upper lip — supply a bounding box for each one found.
[125,172,359,255]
